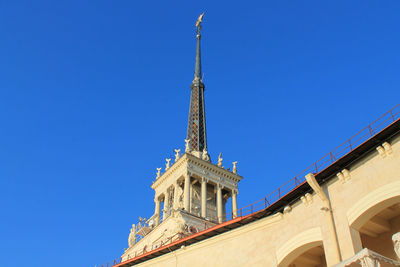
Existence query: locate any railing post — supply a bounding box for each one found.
[314,162,318,173]
[251,204,253,214]
[391,110,395,121]
[368,126,374,136]
[264,198,267,208]
[349,139,353,150]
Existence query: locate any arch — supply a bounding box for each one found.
[276,227,323,267]
[347,180,400,230]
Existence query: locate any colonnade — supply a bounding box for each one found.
[153,174,238,225]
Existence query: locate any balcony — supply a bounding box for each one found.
[333,247,400,267]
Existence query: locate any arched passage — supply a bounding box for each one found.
[347,180,400,260]
[277,228,327,267]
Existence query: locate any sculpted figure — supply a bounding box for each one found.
[192,185,201,202]
[184,139,191,153]
[393,232,400,259]
[164,216,186,238]
[156,168,161,178]
[217,153,223,167]
[195,13,204,29]
[232,161,238,174]
[165,158,171,170]
[202,149,210,161]
[128,224,136,247]
[138,216,147,230]
[176,185,184,209]
[174,149,181,162]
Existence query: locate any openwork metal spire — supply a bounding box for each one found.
[187,13,208,153]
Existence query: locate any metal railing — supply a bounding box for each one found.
[99,104,400,267]
[221,103,400,222]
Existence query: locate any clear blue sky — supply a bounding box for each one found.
[1,1,399,266]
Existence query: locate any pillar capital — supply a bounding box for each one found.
[200,177,209,183]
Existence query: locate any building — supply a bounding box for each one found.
[100,15,400,267]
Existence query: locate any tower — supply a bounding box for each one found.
[122,14,243,260]
[187,16,208,156]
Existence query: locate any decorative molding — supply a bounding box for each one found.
[283,205,292,214]
[376,145,386,158]
[305,173,329,210]
[337,172,345,183]
[376,142,393,158]
[347,180,400,229]
[337,169,351,183]
[276,227,323,267]
[305,193,313,204]
[332,248,400,267]
[382,142,393,155]
[300,193,313,206]
[342,169,351,181]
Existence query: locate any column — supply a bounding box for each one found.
[232,189,238,218]
[173,181,180,209]
[154,198,161,226]
[163,190,170,220]
[184,174,191,212]
[201,178,207,218]
[217,184,223,223]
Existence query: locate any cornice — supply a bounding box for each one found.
[151,155,189,190]
[186,153,243,183]
[151,153,243,191]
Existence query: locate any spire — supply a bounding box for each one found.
[194,29,202,80]
[193,12,204,82]
[187,13,208,154]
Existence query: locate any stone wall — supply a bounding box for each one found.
[129,135,400,267]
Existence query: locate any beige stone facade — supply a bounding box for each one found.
[112,122,400,267]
